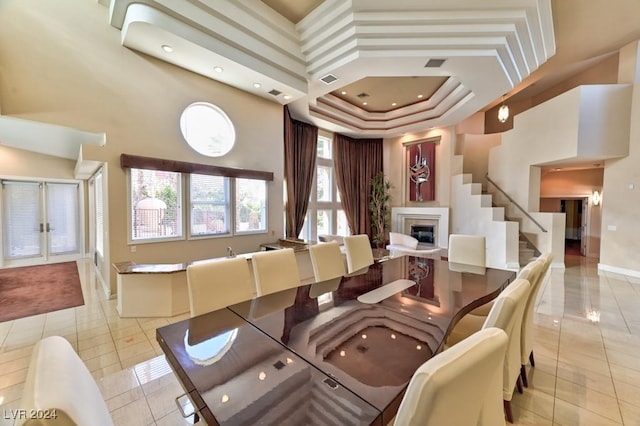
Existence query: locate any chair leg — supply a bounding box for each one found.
[504,399,514,423]
[516,375,524,394]
[529,351,536,367]
[521,364,529,387]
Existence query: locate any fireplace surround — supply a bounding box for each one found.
[391,207,449,248]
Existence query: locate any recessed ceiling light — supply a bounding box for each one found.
[161,44,173,53]
[362,102,368,106]
[253,83,262,88]
[392,102,397,106]
[417,94,424,99]
[213,66,223,73]
[555,168,561,171]
[341,91,347,95]
[283,95,291,100]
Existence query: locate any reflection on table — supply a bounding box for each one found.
[158,256,515,425]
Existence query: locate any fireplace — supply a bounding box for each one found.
[410,224,435,246]
[391,207,449,248]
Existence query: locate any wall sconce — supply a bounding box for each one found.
[497,103,509,123]
[592,190,602,206]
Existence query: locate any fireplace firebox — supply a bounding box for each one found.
[410,225,435,246]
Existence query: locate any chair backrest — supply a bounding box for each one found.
[520,258,549,364]
[447,234,486,267]
[186,257,255,317]
[343,234,374,274]
[394,327,508,426]
[20,336,114,426]
[308,241,346,282]
[251,248,300,296]
[481,278,530,402]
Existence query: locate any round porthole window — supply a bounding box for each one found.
[180,102,236,157]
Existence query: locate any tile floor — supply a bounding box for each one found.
[0,255,639,425]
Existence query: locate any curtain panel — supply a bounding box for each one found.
[283,106,318,238]
[333,134,383,240]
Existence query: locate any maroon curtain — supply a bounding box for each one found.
[333,134,383,239]
[284,106,318,238]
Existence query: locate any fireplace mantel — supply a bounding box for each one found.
[391,207,450,248]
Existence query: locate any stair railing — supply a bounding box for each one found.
[485,174,547,233]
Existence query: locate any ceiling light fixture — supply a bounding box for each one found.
[213,66,223,73]
[341,91,347,95]
[391,102,397,106]
[253,83,261,88]
[417,94,423,99]
[497,94,510,123]
[161,44,173,53]
[362,102,368,106]
[283,95,291,100]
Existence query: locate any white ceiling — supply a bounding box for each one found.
[107,0,556,138]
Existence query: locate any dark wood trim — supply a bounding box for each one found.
[120,154,274,181]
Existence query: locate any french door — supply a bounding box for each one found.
[2,180,80,266]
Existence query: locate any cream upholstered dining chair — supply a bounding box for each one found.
[308,241,347,283]
[446,278,530,423]
[20,336,114,426]
[520,253,553,386]
[394,327,508,426]
[251,248,300,296]
[469,258,543,317]
[343,234,375,275]
[447,234,486,267]
[186,257,255,317]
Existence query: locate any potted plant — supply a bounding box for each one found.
[370,172,393,249]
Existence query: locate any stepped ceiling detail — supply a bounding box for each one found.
[108,0,555,137]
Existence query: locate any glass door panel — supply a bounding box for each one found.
[46,183,80,255]
[2,181,42,259]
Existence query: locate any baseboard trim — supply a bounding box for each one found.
[598,263,640,278]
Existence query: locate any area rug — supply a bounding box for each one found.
[0,261,84,323]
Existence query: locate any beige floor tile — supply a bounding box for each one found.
[557,350,611,377]
[512,404,553,426]
[113,331,148,350]
[78,331,114,351]
[133,355,172,386]
[553,398,623,426]
[527,368,556,396]
[0,382,25,405]
[145,378,184,421]
[96,367,140,401]
[0,369,27,391]
[554,377,622,423]
[606,349,640,372]
[511,386,555,420]
[0,356,30,376]
[79,340,116,361]
[105,386,146,412]
[117,341,154,363]
[120,350,158,370]
[154,409,199,426]
[109,397,155,426]
[619,400,640,426]
[555,360,615,395]
[612,380,640,408]
[84,351,121,373]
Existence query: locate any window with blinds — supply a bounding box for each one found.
[46,182,80,255]
[235,178,266,233]
[190,174,230,236]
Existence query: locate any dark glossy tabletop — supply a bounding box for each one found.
[156,308,381,426]
[157,256,515,426]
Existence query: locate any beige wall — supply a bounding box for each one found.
[459,133,502,192]
[600,84,640,274]
[0,0,284,294]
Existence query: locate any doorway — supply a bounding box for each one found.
[2,180,81,267]
[561,198,585,256]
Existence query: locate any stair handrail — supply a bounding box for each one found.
[485,174,547,233]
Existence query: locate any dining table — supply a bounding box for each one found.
[156,255,516,425]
